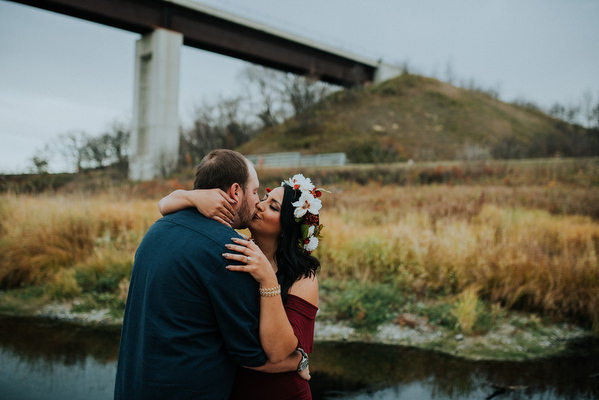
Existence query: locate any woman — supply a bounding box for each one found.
[159,174,324,399]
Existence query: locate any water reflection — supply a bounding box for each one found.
[311,341,599,399]
[0,316,121,400]
[1,316,598,400]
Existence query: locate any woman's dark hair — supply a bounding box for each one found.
[275,184,321,302]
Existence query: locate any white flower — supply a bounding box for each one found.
[292,192,322,218]
[284,174,315,192]
[308,225,315,237]
[304,236,319,252]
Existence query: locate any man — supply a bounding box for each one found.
[114,149,289,399]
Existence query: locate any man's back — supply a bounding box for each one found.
[114,209,267,400]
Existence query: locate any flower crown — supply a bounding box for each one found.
[268,174,326,254]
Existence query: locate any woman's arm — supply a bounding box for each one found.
[248,350,311,381]
[258,274,318,362]
[225,239,318,379]
[224,238,303,364]
[248,277,317,380]
[158,189,236,226]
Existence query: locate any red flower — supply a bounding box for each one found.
[305,213,319,226]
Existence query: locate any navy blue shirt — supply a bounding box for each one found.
[114,209,267,400]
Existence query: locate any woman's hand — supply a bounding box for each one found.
[297,365,311,381]
[193,189,236,226]
[158,189,236,226]
[223,238,278,287]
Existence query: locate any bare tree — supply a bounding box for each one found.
[86,134,111,168]
[565,104,582,125]
[581,90,594,127]
[282,73,333,117]
[549,98,586,126]
[58,131,89,172]
[180,96,257,167]
[591,104,599,130]
[29,144,54,174]
[106,120,130,166]
[240,65,336,127]
[549,102,568,121]
[29,145,52,174]
[30,156,49,174]
[444,59,456,85]
[156,150,178,179]
[241,65,285,127]
[580,89,599,130]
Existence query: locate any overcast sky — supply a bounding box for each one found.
[1,0,598,173]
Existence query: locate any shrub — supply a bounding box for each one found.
[453,288,479,335]
[46,268,82,300]
[412,301,456,328]
[325,281,405,332]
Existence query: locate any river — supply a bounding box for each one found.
[1,316,597,399]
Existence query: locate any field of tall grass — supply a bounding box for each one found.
[1,158,598,334]
[0,192,159,317]
[318,186,598,332]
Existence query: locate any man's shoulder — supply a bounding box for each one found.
[159,209,240,240]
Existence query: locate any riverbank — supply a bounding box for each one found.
[314,319,595,361]
[3,297,595,362]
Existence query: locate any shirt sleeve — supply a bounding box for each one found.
[285,294,319,354]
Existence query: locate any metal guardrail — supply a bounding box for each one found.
[246,152,347,168]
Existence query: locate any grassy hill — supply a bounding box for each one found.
[238,74,599,163]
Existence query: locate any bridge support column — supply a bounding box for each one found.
[129,28,183,181]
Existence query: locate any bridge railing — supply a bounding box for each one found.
[245,152,347,169]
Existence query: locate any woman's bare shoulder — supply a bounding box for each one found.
[288,274,319,307]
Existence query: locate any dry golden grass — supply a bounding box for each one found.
[317,185,599,330]
[1,181,598,331]
[0,193,159,289]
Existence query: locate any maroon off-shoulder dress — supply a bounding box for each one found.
[228,294,318,400]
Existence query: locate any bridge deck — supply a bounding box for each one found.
[9,0,379,86]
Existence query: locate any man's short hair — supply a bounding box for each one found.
[193,149,250,191]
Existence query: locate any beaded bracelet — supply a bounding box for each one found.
[259,284,281,297]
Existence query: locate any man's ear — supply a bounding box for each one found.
[227,183,242,205]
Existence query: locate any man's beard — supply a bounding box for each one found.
[236,196,254,229]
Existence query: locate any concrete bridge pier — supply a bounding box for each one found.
[129,28,183,181]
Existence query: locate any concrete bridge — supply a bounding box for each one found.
[8,0,402,180]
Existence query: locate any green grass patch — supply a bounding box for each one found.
[320,279,509,336]
[412,301,457,328]
[72,292,126,319]
[321,280,407,332]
